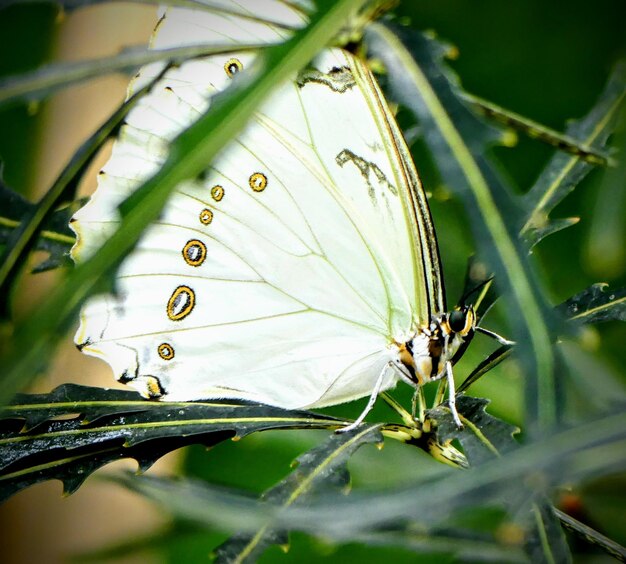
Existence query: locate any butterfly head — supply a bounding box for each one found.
[436,304,476,366]
[442,304,476,341]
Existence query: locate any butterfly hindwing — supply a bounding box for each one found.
[72,2,439,409]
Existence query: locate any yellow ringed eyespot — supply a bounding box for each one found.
[158,343,175,360]
[249,172,267,192]
[199,208,213,225]
[224,58,243,77]
[182,239,207,267]
[211,185,225,201]
[167,285,195,321]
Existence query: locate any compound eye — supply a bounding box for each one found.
[448,309,468,333]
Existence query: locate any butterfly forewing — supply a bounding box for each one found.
[72,2,442,410]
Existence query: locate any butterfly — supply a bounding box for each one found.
[71,1,484,431]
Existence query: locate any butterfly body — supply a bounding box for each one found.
[72,2,474,426]
[404,307,476,385]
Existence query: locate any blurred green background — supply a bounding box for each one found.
[0,0,624,562]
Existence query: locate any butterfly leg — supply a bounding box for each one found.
[411,387,426,423]
[336,362,391,433]
[445,359,463,429]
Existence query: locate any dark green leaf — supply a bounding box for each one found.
[348,526,526,563]
[0,0,315,108]
[0,182,74,276]
[522,218,579,249]
[555,507,626,561]
[0,384,343,502]
[463,92,611,167]
[458,345,513,395]
[273,410,626,536]
[461,281,626,394]
[110,472,273,532]
[0,381,492,506]
[1,383,143,429]
[107,411,625,556]
[429,395,519,466]
[366,24,558,433]
[78,505,527,563]
[118,470,528,562]
[214,424,384,563]
[0,43,271,108]
[585,99,626,278]
[0,65,171,319]
[558,283,626,324]
[377,393,469,469]
[522,499,572,564]
[521,62,626,245]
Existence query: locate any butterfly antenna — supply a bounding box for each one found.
[475,326,515,346]
[459,276,494,309]
[460,275,514,345]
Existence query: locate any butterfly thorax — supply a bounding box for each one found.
[397,305,476,386]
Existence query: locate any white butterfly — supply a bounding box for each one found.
[71,1,479,430]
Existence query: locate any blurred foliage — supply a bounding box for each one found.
[0,3,56,195]
[0,0,625,563]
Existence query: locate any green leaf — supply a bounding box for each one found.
[462,92,611,167]
[110,472,274,532]
[0,381,533,511]
[382,393,524,470]
[585,99,626,278]
[558,283,626,324]
[78,511,528,563]
[365,24,558,433]
[0,182,74,276]
[345,526,527,563]
[429,395,519,466]
[0,0,371,406]
[461,282,626,394]
[523,499,572,564]
[555,507,626,561]
[0,43,272,108]
[0,383,523,502]
[458,345,513,395]
[214,424,384,563]
[522,218,580,249]
[107,411,625,560]
[112,475,528,562]
[273,411,626,536]
[0,67,170,319]
[0,384,343,503]
[521,62,626,245]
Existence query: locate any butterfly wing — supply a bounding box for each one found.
[72,2,443,409]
